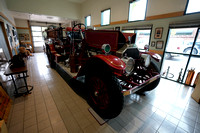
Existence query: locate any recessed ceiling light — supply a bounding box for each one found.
[47,16,53,19]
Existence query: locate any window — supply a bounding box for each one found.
[128,0,147,22]
[85,16,91,27]
[101,9,110,26]
[161,27,199,85]
[185,0,200,14]
[31,26,47,47]
[122,29,151,50]
[165,28,197,54]
[174,29,193,35]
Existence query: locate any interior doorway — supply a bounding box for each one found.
[31,26,47,53]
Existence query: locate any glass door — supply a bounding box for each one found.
[182,29,200,85]
[31,26,47,52]
[161,27,198,84]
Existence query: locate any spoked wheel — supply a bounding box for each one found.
[132,65,151,84]
[85,58,124,119]
[88,77,109,110]
[135,62,160,93]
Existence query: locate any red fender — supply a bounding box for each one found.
[95,55,126,76]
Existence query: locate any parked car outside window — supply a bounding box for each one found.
[183,41,200,55]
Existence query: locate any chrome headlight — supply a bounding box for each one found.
[122,57,135,74]
[102,44,111,54]
[141,54,151,67]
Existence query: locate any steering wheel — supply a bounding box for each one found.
[72,23,86,39]
[71,23,86,55]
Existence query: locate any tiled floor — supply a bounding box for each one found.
[1,53,200,133]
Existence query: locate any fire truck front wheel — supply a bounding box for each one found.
[85,59,124,119]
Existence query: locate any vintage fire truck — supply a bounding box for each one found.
[45,24,161,119]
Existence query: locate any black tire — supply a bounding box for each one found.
[183,47,198,54]
[136,62,160,93]
[85,58,124,119]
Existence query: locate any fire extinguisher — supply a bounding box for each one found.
[185,68,195,86]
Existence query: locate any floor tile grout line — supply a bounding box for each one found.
[34,72,49,131]
[28,66,38,132]
[26,56,39,132]
[7,100,14,130]
[173,89,193,133]
[44,76,81,133]
[42,74,62,132]
[6,53,200,133]
[31,58,43,131]
[54,75,95,130]
[37,76,54,133]
[56,77,93,130]
[141,82,197,133]
[23,96,25,133]
[54,80,93,124]
[41,61,70,132]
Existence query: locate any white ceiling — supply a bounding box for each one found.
[68,0,86,3]
[10,11,73,24]
[10,0,87,24]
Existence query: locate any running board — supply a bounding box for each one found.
[122,75,160,96]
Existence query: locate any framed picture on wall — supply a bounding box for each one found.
[24,34,30,41]
[156,41,164,49]
[151,41,155,47]
[19,33,30,41]
[154,27,163,39]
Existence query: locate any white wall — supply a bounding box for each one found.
[6,0,81,20]
[81,0,130,26]
[81,0,188,25]
[96,13,200,50]
[80,0,200,51]
[80,0,200,68]
[0,0,15,24]
[29,21,61,27]
[147,0,187,16]
[6,0,188,26]
[15,19,28,27]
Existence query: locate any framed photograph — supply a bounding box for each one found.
[115,27,120,31]
[156,41,164,49]
[151,41,155,47]
[19,33,30,41]
[154,27,163,39]
[24,33,30,41]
